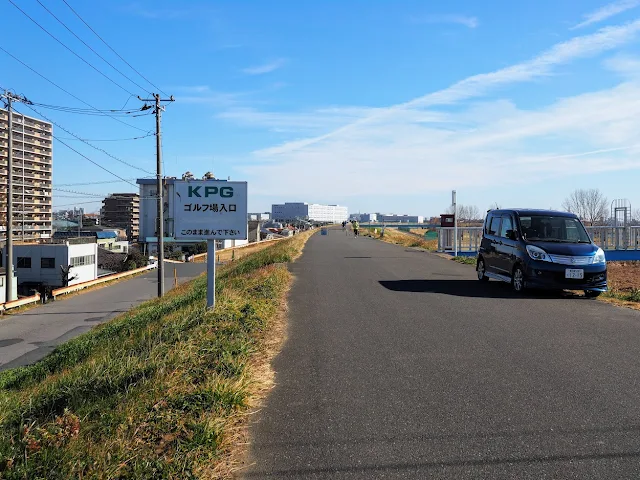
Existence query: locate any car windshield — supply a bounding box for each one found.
[518,215,591,243]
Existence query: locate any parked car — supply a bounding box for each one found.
[476,209,607,297]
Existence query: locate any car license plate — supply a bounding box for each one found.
[565,268,584,279]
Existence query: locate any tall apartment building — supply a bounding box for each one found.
[100,193,140,242]
[0,108,53,241]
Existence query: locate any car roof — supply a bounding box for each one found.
[488,208,578,218]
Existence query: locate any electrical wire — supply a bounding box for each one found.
[31,102,150,116]
[55,178,148,187]
[22,103,155,175]
[61,0,169,97]
[7,105,141,188]
[8,0,135,96]
[36,0,153,96]
[53,187,105,197]
[0,45,149,132]
[54,133,154,142]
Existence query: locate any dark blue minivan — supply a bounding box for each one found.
[477,209,607,297]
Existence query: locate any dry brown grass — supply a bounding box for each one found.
[364,227,437,251]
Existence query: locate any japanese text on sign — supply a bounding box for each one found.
[174,180,248,240]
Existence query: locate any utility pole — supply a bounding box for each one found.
[2,90,32,303]
[138,93,174,297]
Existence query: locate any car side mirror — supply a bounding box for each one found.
[506,229,517,240]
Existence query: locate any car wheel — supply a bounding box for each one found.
[477,258,489,282]
[512,266,525,293]
[584,290,602,298]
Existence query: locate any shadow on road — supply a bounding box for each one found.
[379,279,578,299]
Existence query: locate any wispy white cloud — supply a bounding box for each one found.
[239,83,640,196]
[233,22,640,197]
[167,86,256,106]
[411,14,479,28]
[256,19,640,157]
[572,0,640,29]
[603,53,640,76]
[242,58,287,75]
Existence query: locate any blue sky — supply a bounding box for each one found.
[2,0,640,217]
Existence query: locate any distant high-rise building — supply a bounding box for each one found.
[100,193,139,242]
[0,108,53,241]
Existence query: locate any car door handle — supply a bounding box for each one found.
[495,240,503,245]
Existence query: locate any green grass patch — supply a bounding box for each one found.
[602,287,640,303]
[0,233,314,479]
[452,256,477,265]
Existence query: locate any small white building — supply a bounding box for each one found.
[0,268,18,303]
[272,202,348,223]
[1,241,98,289]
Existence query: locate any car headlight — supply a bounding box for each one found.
[526,245,552,262]
[592,247,606,264]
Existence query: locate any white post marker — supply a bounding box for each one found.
[452,190,458,257]
[173,180,248,310]
[207,239,216,308]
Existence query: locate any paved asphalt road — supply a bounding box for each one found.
[0,263,205,371]
[244,230,640,479]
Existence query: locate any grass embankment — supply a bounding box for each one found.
[601,261,640,307]
[364,228,437,251]
[0,232,314,479]
[452,256,477,265]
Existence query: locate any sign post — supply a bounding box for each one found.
[207,239,216,308]
[452,190,458,257]
[173,180,248,309]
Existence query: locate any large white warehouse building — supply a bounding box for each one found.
[272,202,348,223]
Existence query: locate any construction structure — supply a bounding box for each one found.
[0,108,53,241]
[100,193,140,242]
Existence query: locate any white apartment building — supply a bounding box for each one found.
[272,202,348,223]
[0,108,53,241]
[1,240,98,289]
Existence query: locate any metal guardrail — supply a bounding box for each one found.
[51,263,156,297]
[0,293,41,313]
[437,226,640,253]
[437,227,483,253]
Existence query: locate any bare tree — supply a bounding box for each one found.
[562,188,608,226]
[467,205,480,222]
[633,208,640,225]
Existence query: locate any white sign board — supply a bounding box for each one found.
[174,180,248,240]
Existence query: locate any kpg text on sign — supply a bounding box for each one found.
[174,180,248,240]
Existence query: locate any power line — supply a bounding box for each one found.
[23,103,155,175]
[35,0,153,96]
[8,0,135,96]
[52,187,105,197]
[61,0,169,97]
[55,133,154,142]
[55,178,142,187]
[0,45,149,132]
[54,200,103,207]
[16,104,140,189]
[31,102,151,117]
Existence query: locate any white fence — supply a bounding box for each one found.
[437,226,640,253]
